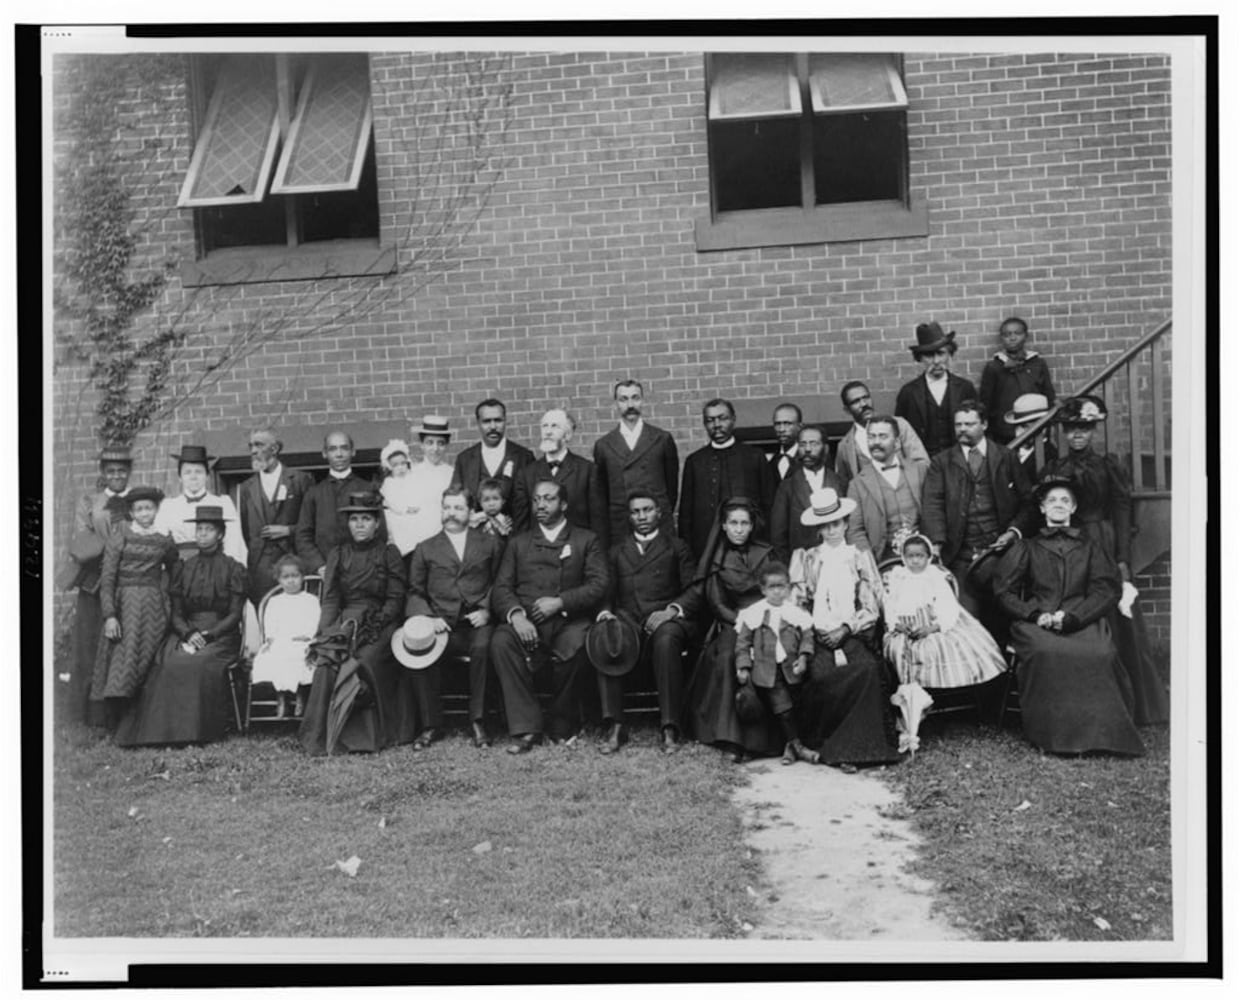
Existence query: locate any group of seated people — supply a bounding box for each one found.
[60,317,1168,763]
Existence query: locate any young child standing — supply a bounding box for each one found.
[92,486,179,731]
[734,563,819,765]
[476,477,513,548]
[250,554,320,717]
[978,316,1057,445]
[882,534,1006,688]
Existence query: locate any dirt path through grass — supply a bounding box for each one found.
[733,760,966,940]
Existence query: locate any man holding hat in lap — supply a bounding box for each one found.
[490,479,610,754]
[402,486,505,748]
[594,489,701,754]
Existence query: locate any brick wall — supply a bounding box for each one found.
[1134,551,1172,651]
[50,49,1174,635]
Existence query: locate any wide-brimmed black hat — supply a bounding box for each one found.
[1056,395,1108,426]
[183,504,228,524]
[171,444,216,467]
[585,617,641,678]
[909,321,958,357]
[338,490,384,515]
[125,486,165,507]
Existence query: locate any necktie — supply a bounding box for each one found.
[967,447,983,477]
[548,463,560,477]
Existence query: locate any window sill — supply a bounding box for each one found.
[694,198,929,252]
[179,240,397,287]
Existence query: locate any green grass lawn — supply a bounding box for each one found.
[877,716,1172,943]
[52,724,761,938]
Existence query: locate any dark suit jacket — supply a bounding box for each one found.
[511,451,608,547]
[678,440,777,561]
[449,439,534,515]
[769,447,800,482]
[294,470,372,573]
[769,467,846,558]
[605,531,701,622]
[491,522,609,631]
[405,527,503,627]
[592,422,680,545]
[844,458,928,557]
[894,373,978,456]
[921,438,1034,568]
[238,464,314,600]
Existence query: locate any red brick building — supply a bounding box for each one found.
[51,47,1174,640]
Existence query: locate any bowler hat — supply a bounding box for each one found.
[170,444,216,467]
[585,616,642,678]
[390,615,450,670]
[125,486,165,507]
[1004,393,1051,426]
[1056,395,1108,426]
[183,504,228,524]
[338,491,385,515]
[413,415,452,439]
[800,487,856,527]
[98,445,133,466]
[734,682,764,725]
[908,321,957,357]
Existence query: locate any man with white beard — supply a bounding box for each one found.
[511,408,608,547]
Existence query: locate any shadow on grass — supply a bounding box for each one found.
[877,716,1171,943]
[52,724,763,939]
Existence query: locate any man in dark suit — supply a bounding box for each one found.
[237,428,314,605]
[679,398,777,561]
[406,486,505,748]
[895,322,979,457]
[295,430,372,577]
[450,398,533,523]
[58,444,133,726]
[598,490,701,753]
[592,379,680,546]
[512,408,608,546]
[490,479,610,754]
[922,400,1034,638]
[845,415,929,561]
[769,403,803,481]
[769,425,845,558]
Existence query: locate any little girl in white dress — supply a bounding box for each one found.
[882,534,1006,688]
[250,554,320,716]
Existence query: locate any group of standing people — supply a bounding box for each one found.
[59,316,1168,763]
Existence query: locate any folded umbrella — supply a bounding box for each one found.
[890,681,934,757]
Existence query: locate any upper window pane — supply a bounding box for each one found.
[708,53,801,120]
[809,53,907,114]
[178,56,281,207]
[271,54,373,194]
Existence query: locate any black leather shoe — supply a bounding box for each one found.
[661,725,679,754]
[598,722,625,755]
[411,727,442,751]
[507,733,540,755]
[471,721,491,748]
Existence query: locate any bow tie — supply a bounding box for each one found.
[1040,525,1079,539]
[548,462,561,476]
[881,462,899,471]
[184,494,206,504]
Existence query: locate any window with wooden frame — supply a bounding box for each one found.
[179,53,395,286]
[695,52,929,252]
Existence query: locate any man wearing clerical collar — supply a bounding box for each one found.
[295,430,371,577]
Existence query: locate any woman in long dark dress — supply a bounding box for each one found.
[115,505,246,747]
[993,476,1144,756]
[789,489,902,766]
[684,498,785,761]
[298,491,416,754]
[92,487,178,732]
[1042,395,1168,725]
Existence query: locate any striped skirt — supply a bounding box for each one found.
[883,607,1006,688]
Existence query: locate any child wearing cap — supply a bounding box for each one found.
[92,487,178,731]
[250,554,320,717]
[379,439,421,557]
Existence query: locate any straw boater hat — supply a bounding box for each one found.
[183,504,228,525]
[337,491,385,515]
[799,487,857,527]
[1056,395,1108,426]
[124,486,165,507]
[908,321,958,358]
[412,415,451,439]
[98,445,133,466]
[379,439,410,471]
[1004,392,1052,426]
[390,615,449,670]
[585,616,642,678]
[170,444,216,468]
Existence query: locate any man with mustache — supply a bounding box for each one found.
[844,415,929,561]
[895,322,979,458]
[237,427,314,606]
[592,379,680,547]
[512,408,608,547]
[834,380,928,492]
[449,398,533,527]
[404,487,505,748]
[769,425,846,558]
